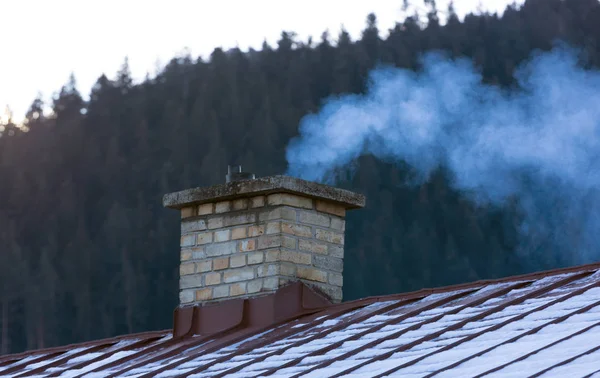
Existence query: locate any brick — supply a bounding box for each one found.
[180,290,194,303]
[329,272,343,286]
[214,229,231,242]
[258,235,281,249]
[247,279,263,293]
[247,252,264,265]
[314,255,344,272]
[215,201,231,213]
[197,203,213,215]
[329,245,344,258]
[206,241,236,257]
[197,232,213,245]
[258,207,296,222]
[280,250,311,265]
[257,264,280,277]
[180,263,195,276]
[223,267,255,283]
[248,225,265,237]
[315,229,344,245]
[263,277,279,290]
[230,282,247,296]
[195,288,212,301]
[315,200,346,217]
[181,250,192,261]
[224,213,256,227]
[280,262,297,276]
[181,207,195,219]
[239,239,256,252]
[265,250,280,262]
[208,217,224,229]
[181,219,207,234]
[213,285,229,298]
[330,217,345,231]
[298,239,327,254]
[250,196,265,208]
[282,222,312,238]
[190,247,206,260]
[213,257,229,270]
[232,199,248,211]
[267,193,313,209]
[266,221,282,234]
[180,234,195,247]
[197,260,212,272]
[282,236,297,249]
[230,254,246,268]
[180,275,202,290]
[231,227,247,240]
[205,272,221,285]
[297,266,327,283]
[299,211,330,227]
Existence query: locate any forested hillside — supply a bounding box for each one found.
[2,0,600,355]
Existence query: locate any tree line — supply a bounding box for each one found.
[1,0,600,354]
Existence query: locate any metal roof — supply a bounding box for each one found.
[2,263,600,377]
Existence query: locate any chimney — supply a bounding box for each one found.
[163,168,365,305]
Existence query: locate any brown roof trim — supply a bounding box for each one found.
[329,272,590,378]
[381,278,600,377]
[426,283,600,377]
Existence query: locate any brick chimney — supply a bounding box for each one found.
[163,167,365,305]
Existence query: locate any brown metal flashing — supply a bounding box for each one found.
[173,282,331,337]
[378,280,600,378]
[105,282,334,378]
[475,320,600,377]
[427,287,600,377]
[326,272,590,378]
[144,300,365,378]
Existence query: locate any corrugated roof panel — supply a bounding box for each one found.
[1,264,600,378]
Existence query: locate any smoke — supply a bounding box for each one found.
[286,44,600,265]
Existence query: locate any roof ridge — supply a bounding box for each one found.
[335,261,600,308]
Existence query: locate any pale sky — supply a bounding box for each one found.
[1,0,522,123]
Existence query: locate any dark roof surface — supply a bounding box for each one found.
[2,263,600,377]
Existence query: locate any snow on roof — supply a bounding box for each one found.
[2,263,600,377]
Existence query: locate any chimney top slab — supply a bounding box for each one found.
[163,175,366,210]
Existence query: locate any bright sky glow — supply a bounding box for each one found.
[0,0,522,123]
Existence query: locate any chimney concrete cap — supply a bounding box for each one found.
[163,175,365,210]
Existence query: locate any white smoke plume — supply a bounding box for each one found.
[286,44,600,264]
